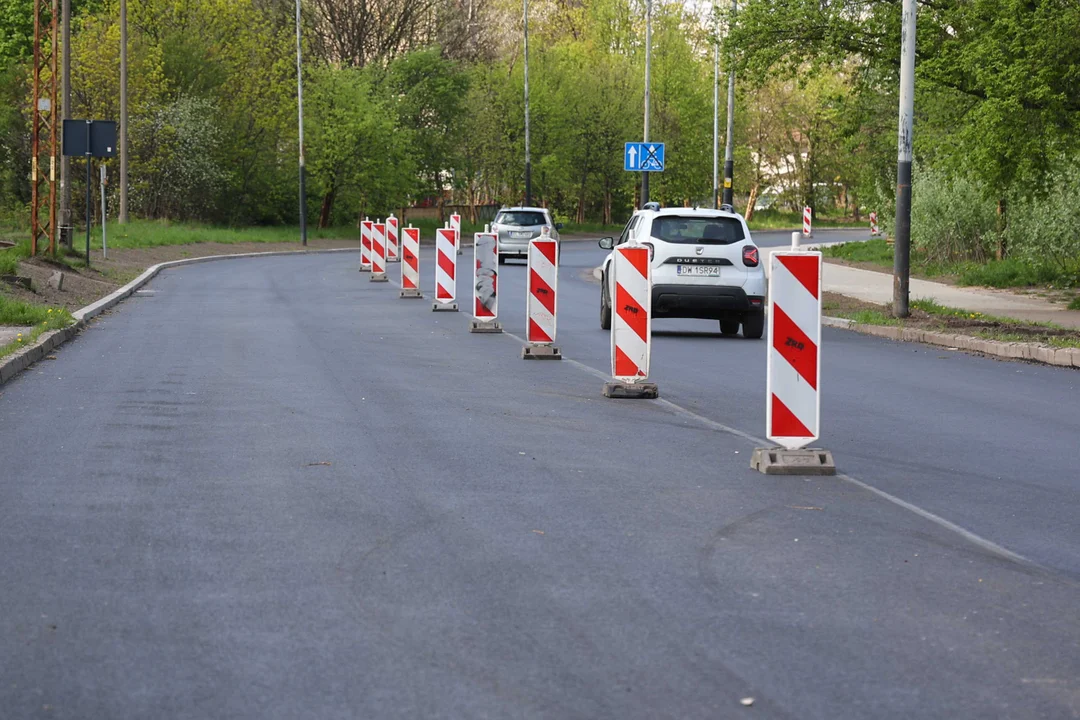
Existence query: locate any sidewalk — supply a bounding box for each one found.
[762,246,1080,329]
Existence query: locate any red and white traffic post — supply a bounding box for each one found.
[432,224,458,311]
[603,242,657,398]
[751,250,835,475]
[870,212,880,236]
[399,225,423,299]
[802,206,813,238]
[370,220,389,282]
[522,230,560,359]
[451,212,463,255]
[360,218,372,272]
[470,226,502,332]
[386,214,400,263]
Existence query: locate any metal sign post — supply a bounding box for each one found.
[99,165,107,259]
[62,118,116,267]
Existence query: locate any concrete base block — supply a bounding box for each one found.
[359,266,370,273]
[399,289,424,299]
[370,273,389,283]
[602,381,659,399]
[470,320,503,333]
[522,344,562,360]
[432,302,459,312]
[387,258,401,263]
[750,447,836,476]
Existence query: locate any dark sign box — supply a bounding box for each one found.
[62,119,118,158]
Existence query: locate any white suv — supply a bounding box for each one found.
[598,205,767,338]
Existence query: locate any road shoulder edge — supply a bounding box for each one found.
[0,248,357,387]
[824,316,1080,369]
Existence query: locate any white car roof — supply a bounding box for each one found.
[499,206,550,214]
[636,207,745,222]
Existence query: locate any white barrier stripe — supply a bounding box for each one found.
[769,351,819,438]
[770,261,820,346]
[614,330,649,379]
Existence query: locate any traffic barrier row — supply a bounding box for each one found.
[354,223,832,474]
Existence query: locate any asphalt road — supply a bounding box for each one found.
[1,241,1077,719]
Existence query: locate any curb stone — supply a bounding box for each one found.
[822,316,1078,369]
[0,248,357,387]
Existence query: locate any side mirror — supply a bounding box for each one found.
[598,237,615,250]
[555,222,564,230]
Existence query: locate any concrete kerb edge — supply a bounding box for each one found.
[1,248,357,386]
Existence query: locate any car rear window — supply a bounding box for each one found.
[496,211,547,227]
[650,216,746,245]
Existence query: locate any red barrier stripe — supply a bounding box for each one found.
[623,246,649,280]
[778,254,819,299]
[536,240,557,265]
[529,269,556,314]
[772,305,818,389]
[771,394,812,438]
[614,345,644,377]
[475,298,494,317]
[615,282,648,343]
[437,250,455,280]
[528,318,552,343]
[437,283,452,300]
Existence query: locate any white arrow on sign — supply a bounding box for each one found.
[628,145,638,169]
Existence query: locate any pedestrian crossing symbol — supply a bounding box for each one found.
[624,142,665,172]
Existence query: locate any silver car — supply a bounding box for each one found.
[491,206,562,263]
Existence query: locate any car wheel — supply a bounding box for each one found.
[720,319,740,336]
[742,310,765,339]
[600,276,612,330]
[498,254,505,265]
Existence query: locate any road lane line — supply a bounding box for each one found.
[503,330,1038,570]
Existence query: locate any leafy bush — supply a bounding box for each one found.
[910,168,998,262]
[1005,162,1080,275]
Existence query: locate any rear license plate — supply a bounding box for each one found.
[676,265,721,276]
[510,231,532,238]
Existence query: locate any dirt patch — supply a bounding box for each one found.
[2,239,357,313]
[823,291,1080,345]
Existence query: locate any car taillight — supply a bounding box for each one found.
[742,246,759,267]
[642,242,655,261]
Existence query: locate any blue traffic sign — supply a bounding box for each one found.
[624,142,665,172]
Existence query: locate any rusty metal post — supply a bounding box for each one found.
[30,0,59,256]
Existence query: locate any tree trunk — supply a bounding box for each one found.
[318,183,336,229]
[996,197,1008,260]
[603,184,612,225]
[576,165,588,224]
[468,185,477,224]
[744,185,759,222]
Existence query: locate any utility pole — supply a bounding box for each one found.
[59,0,71,245]
[893,0,916,317]
[712,5,719,209]
[641,0,652,206]
[295,0,307,245]
[523,0,532,206]
[30,0,58,256]
[721,0,736,208]
[118,0,128,223]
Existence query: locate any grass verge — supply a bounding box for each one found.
[823,293,1080,349]
[0,296,75,360]
[747,209,862,231]
[823,239,1080,290]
